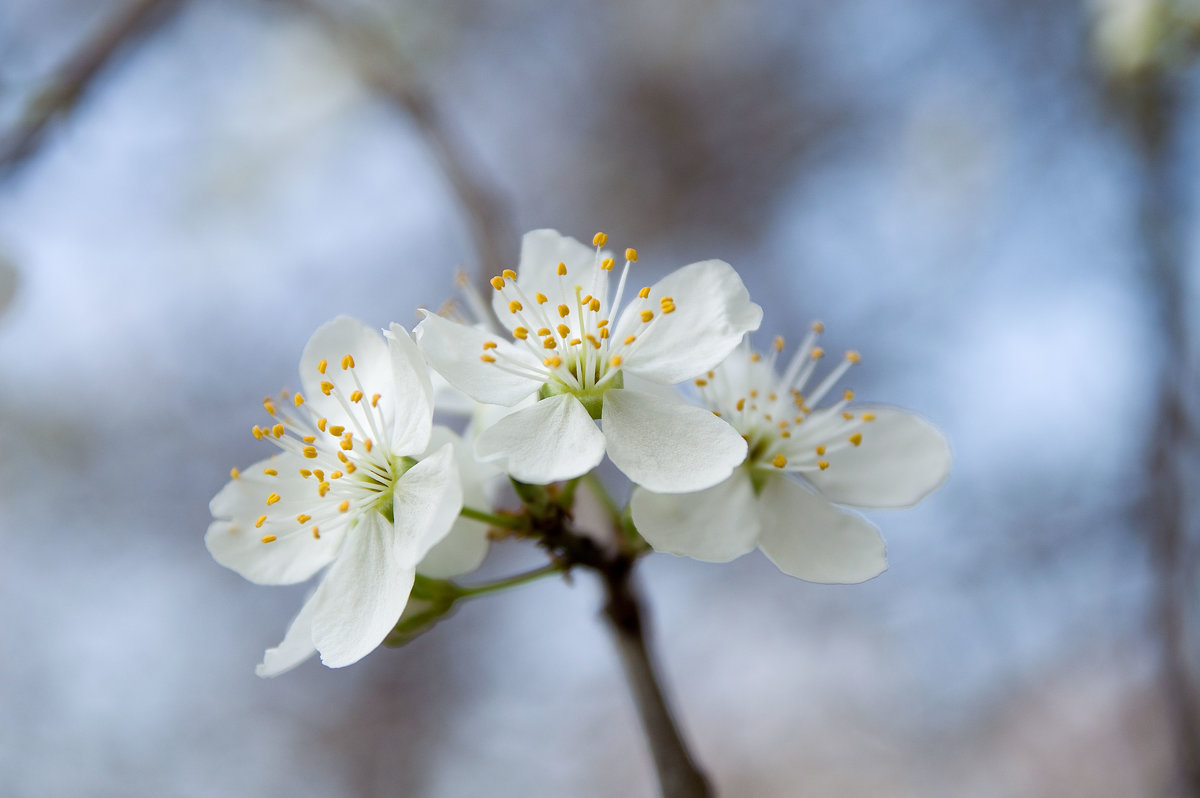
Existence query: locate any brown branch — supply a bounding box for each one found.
[0,0,181,175]
[280,0,515,297]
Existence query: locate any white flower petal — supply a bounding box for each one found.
[390,443,463,571]
[310,511,416,668]
[601,389,747,493]
[756,475,887,584]
[299,317,392,430]
[805,405,951,508]
[616,260,762,384]
[630,471,761,562]
[383,323,433,455]
[417,427,497,579]
[415,310,542,406]
[256,590,318,678]
[207,455,345,585]
[475,393,606,484]
[492,229,611,326]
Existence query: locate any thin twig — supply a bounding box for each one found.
[280,0,516,296]
[0,0,180,175]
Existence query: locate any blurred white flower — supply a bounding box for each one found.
[207,317,464,670]
[416,229,762,492]
[631,328,951,583]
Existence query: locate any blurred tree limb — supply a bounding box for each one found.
[280,0,515,296]
[0,0,181,175]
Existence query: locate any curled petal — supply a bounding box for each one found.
[805,405,951,508]
[383,323,434,455]
[415,310,542,406]
[616,260,762,384]
[390,443,463,571]
[756,475,887,584]
[601,388,747,493]
[417,427,497,579]
[475,394,606,484]
[630,471,761,562]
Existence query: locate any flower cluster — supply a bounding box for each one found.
[208,229,950,674]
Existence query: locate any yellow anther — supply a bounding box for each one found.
[816,445,826,455]
[297,514,311,524]
[660,301,675,314]
[750,353,762,362]
[779,421,789,429]
[263,399,276,416]
[345,462,356,474]
[537,327,551,336]
[543,338,557,349]
[263,468,278,476]
[624,335,636,345]
[660,296,675,308]
[811,347,825,360]
[713,411,722,418]
[569,338,582,346]
[535,292,549,304]
[862,412,877,422]
[330,471,342,480]
[261,535,277,544]
[302,446,318,458]
[491,276,506,290]
[625,248,638,262]
[582,295,593,306]
[750,390,759,398]
[590,298,601,312]
[843,389,855,401]
[312,527,321,539]
[601,258,615,271]
[544,356,562,368]
[341,354,355,370]
[818,460,830,470]
[313,469,324,481]
[849,433,863,447]
[318,482,330,497]
[593,232,608,246]
[736,398,746,411]
[769,393,778,401]
[514,327,529,340]
[483,340,498,350]
[772,337,785,353]
[302,435,315,444]
[317,359,328,374]
[328,425,344,436]
[599,328,610,339]
[230,467,241,480]
[481,354,497,363]
[695,379,708,386]
[252,425,264,440]
[557,262,568,276]
[364,439,373,452]
[339,500,350,512]
[255,515,267,528]
[843,412,854,420]
[557,304,570,318]
[772,454,788,468]
[640,310,654,322]
[508,300,523,313]
[812,321,825,333]
[846,351,861,363]
[336,452,349,463]
[266,493,281,506]
[597,319,609,327]
[610,355,623,367]
[781,430,791,438]
[270,424,283,438]
[293,392,304,407]
[340,438,353,451]
[320,381,334,396]
[299,469,312,478]
[557,324,571,338]
[637,286,650,299]
[502,269,517,280]
[317,418,327,432]
[350,390,364,403]
[371,393,380,407]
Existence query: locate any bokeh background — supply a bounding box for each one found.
[3,0,1200,796]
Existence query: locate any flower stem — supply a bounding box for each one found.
[459,505,525,529]
[600,559,713,798]
[455,562,564,598]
